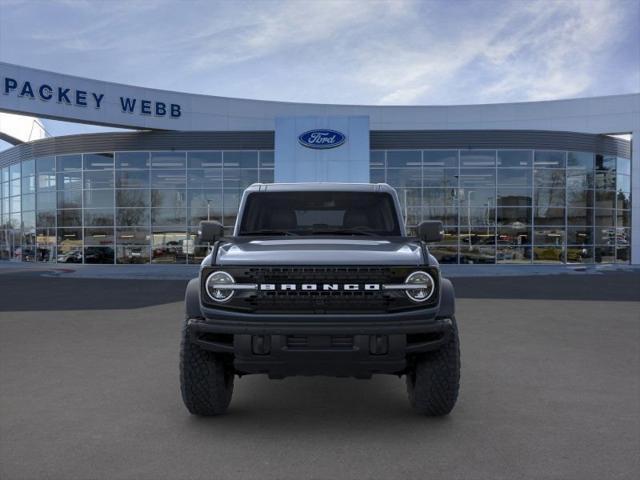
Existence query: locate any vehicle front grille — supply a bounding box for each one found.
[202,265,437,314]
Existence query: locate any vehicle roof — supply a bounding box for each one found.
[245,183,397,193]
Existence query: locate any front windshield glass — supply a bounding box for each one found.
[238,191,402,236]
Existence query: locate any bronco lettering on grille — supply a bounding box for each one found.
[259,284,381,291]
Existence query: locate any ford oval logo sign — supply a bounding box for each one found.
[298,129,346,149]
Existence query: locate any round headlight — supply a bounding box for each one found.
[405,271,435,303]
[205,271,235,303]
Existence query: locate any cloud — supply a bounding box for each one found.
[379,85,431,104]
[185,0,412,71]
[0,0,637,107]
[472,0,626,102]
[352,0,632,104]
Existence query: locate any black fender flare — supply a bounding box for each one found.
[437,277,455,319]
[185,278,203,319]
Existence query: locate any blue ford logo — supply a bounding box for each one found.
[298,129,346,149]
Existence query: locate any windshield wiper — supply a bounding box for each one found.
[240,229,298,236]
[307,228,377,236]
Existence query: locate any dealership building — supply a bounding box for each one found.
[0,62,638,265]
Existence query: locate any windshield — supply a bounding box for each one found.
[238,191,402,236]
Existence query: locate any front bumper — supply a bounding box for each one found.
[197,304,443,335]
[188,314,453,378]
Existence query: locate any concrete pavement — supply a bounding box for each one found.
[0,273,639,479]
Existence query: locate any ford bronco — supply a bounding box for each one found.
[181,183,460,416]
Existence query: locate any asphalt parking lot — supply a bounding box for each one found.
[1,271,639,480]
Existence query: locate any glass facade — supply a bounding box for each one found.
[1,151,274,264]
[371,149,631,264]
[0,148,632,265]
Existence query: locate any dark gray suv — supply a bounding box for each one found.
[181,183,460,416]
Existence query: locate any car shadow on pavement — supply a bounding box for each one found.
[181,375,456,433]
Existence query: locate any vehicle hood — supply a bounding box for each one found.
[215,238,424,265]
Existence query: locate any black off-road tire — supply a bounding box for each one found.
[406,317,460,416]
[180,319,234,416]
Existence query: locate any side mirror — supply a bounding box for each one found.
[417,221,444,243]
[198,220,225,244]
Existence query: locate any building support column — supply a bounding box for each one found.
[631,129,639,265]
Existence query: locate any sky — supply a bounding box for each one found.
[0,0,639,143]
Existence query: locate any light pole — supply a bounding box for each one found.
[485,197,492,235]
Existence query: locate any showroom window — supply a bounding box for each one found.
[370,148,631,265]
[1,149,275,264]
[0,145,631,265]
